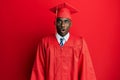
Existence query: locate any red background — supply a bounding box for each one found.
[0,0,120,80]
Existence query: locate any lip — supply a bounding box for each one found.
[60,29,66,33]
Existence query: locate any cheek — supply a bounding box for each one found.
[66,26,71,31]
[56,26,61,31]
[67,22,71,27]
[66,24,71,29]
[56,23,61,27]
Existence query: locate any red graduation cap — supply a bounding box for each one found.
[50,2,79,19]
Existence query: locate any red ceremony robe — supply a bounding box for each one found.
[31,34,96,80]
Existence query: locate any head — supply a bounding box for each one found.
[55,17,72,37]
[50,2,78,36]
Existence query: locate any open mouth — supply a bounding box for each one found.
[61,29,65,33]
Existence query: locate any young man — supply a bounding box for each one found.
[31,2,96,80]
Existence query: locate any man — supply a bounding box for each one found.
[31,2,96,80]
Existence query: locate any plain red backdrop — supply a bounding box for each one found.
[0,0,120,80]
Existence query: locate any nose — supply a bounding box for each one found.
[61,22,65,27]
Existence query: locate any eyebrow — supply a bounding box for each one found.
[57,18,70,21]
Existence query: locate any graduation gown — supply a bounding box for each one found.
[31,34,96,80]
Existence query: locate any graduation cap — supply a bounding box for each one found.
[50,2,79,19]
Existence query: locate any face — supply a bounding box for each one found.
[55,17,72,37]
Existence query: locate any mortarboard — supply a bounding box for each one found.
[50,2,79,19]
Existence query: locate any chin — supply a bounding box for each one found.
[58,32,67,37]
[61,33,67,37]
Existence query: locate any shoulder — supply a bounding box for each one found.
[39,34,56,47]
[70,34,83,45]
[70,34,89,50]
[41,34,55,42]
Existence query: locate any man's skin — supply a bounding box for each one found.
[55,17,72,37]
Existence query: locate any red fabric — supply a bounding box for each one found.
[50,2,78,19]
[31,34,96,80]
[57,8,71,19]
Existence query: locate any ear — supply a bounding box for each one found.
[70,20,72,27]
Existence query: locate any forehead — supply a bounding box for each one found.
[57,17,71,21]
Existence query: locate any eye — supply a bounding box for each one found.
[56,19,62,24]
[64,20,70,23]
